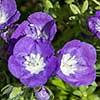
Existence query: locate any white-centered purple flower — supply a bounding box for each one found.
[57,40,96,86]
[35,86,50,100]
[0,0,20,41]
[8,37,58,88]
[88,10,100,39]
[11,12,57,41]
[0,0,20,28]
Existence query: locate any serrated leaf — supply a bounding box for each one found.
[81,0,88,13]
[73,90,82,97]
[9,87,22,99]
[70,4,81,14]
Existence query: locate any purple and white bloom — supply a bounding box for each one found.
[8,37,58,88]
[11,12,57,42]
[0,0,20,41]
[88,10,100,39]
[0,0,20,29]
[35,86,50,100]
[57,40,96,86]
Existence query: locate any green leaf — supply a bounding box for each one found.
[70,4,81,14]
[96,63,100,70]
[79,86,88,92]
[73,90,82,97]
[69,16,76,20]
[92,0,100,6]
[1,85,13,95]
[88,95,100,100]
[30,92,34,100]
[1,85,11,92]
[81,0,88,13]
[19,97,24,100]
[96,71,100,76]
[46,87,54,100]
[70,95,79,100]
[65,0,74,4]
[95,6,100,10]
[87,86,96,95]
[81,96,88,100]
[91,81,97,87]
[9,87,22,99]
[51,77,66,89]
[43,0,53,9]
[43,0,53,12]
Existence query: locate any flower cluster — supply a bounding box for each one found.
[8,12,58,88]
[8,10,96,88]
[0,0,97,98]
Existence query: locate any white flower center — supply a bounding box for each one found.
[24,53,46,74]
[27,24,48,39]
[0,9,7,24]
[60,53,78,76]
[96,19,100,32]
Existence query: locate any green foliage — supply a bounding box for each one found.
[9,87,22,99]
[81,0,88,13]
[92,0,100,6]
[70,4,81,14]
[43,0,53,12]
[65,0,75,4]
[1,85,36,100]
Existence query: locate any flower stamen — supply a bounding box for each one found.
[24,53,46,74]
[60,53,78,76]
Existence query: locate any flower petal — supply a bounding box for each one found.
[28,12,57,41]
[8,55,22,78]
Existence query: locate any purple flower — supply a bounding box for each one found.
[88,10,100,39]
[35,86,50,100]
[57,40,96,86]
[8,37,58,88]
[0,0,20,41]
[11,12,57,41]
